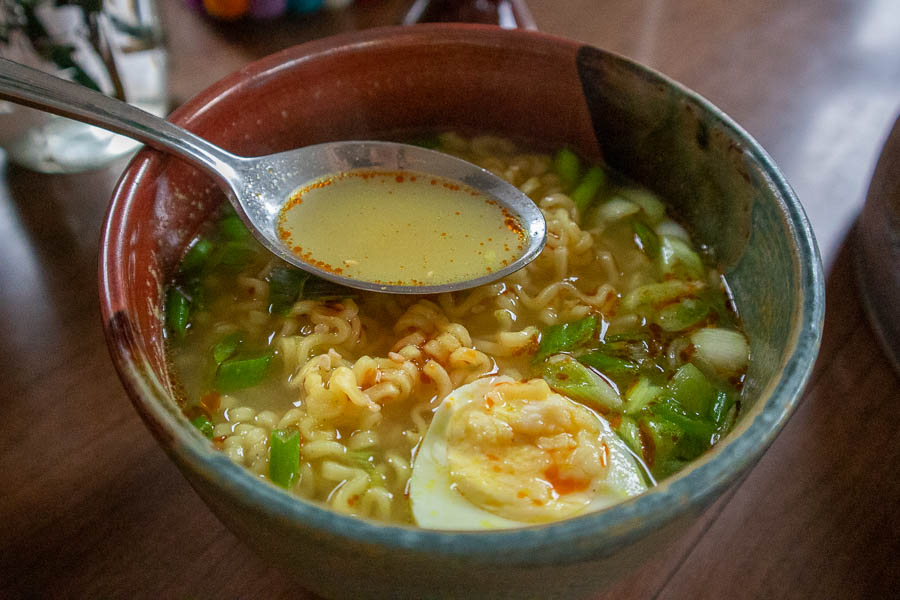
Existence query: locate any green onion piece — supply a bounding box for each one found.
[215,351,273,393]
[652,397,717,440]
[347,449,387,485]
[626,376,662,415]
[534,315,597,362]
[667,363,718,417]
[190,415,214,439]
[622,280,703,312]
[269,428,300,488]
[659,235,705,280]
[638,415,682,471]
[689,327,750,377]
[596,197,640,223]
[632,220,660,259]
[710,389,737,430]
[699,284,736,328]
[620,188,666,224]
[184,278,206,311]
[212,331,244,365]
[165,287,191,339]
[301,275,357,300]
[217,241,256,269]
[267,267,309,314]
[541,354,623,412]
[615,416,644,459]
[219,214,251,241]
[579,351,639,379]
[604,331,652,344]
[571,166,606,214]
[553,148,581,189]
[180,238,214,275]
[655,297,710,332]
[409,134,441,149]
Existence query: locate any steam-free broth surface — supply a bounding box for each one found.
[165,133,749,528]
[277,170,525,286]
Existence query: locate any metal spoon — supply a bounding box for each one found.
[0,58,545,294]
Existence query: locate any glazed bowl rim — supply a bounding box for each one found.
[99,23,825,564]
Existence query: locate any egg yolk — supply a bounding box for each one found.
[445,379,611,523]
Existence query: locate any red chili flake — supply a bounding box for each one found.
[201,392,221,413]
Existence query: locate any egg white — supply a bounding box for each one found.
[409,377,648,530]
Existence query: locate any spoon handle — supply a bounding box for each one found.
[0,58,241,185]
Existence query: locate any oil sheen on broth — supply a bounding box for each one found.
[165,133,750,529]
[276,170,525,286]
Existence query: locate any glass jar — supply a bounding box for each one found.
[0,0,167,173]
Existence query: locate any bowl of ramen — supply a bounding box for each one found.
[99,24,824,599]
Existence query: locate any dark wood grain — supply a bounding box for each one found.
[1,1,898,598]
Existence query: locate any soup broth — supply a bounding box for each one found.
[166,133,748,527]
[277,170,526,286]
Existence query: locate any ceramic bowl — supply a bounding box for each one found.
[99,25,824,600]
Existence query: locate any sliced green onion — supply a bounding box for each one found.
[553,147,581,189]
[572,166,606,214]
[622,280,702,312]
[689,327,750,377]
[347,449,387,485]
[212,331,244,365]
[215,351,273,393]
[659,235,705,280]
[541,354,622,412]
[615,415,644,458]
[652,397,717,439]
[302,275,357,301]
[180,238,214,275]
[638,415,682,470]
[579,351,639,379]
[655,298,710,332]
[267,267,309,314]
[620,188,666,224]
[190,415,214,439]
[626,376,662,415]
[184,278,206,311]
[219,214,251,241]
[667,363,718,417]
[710,389,737,429]
[165,287,191,339]
[632,220,660,259]
[533,315,597,362]
[269,428,300,488]
[596,197,640,223]
[217,241,256,269]
[655,219,690,241]
[409,134,441,149]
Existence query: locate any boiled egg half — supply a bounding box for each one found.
[409,377,648,530]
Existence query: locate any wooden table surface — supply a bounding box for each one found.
[1,0,898,597]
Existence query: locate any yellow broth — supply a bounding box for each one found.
[277,170,525,286]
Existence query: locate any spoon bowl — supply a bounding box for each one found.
[0,58,545,293]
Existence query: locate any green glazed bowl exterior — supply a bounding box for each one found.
[99,25,825,599]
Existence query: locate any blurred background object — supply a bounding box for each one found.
[0,0,167,173]
[402,0,535,28]
[185,0,355,21]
